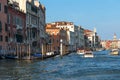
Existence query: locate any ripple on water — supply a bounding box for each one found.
[0,51,120,80]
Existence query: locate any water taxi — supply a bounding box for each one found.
[84,51,94,58]
[77,49,85,55]
[110,49,119,55]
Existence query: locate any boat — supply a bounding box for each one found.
[77,49,85,55]
[32,53,42,58]
[46,52,54,56]
[84,51,94,58]
[0,53,6,59]
[5,55,19,59]
[0,54,5,59]
[0,55,4,59]
[110,49,119,55]
[96,48,105,51]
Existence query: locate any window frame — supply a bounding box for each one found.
[0,3,1,11]
[4,5,8,14]
[5,36,8,42]
[0,21,2,32]
[5,23,8,32]
[0,35,3,42]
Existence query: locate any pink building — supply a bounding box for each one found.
[7,2,26,55]
[0,0,8,54]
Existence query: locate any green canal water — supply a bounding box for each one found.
[0,50,120,80]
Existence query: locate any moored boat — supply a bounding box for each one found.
[5,55,19,59]
[0,55,5,59]
[0,54,5,59]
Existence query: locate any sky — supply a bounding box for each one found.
[39,0,120,40]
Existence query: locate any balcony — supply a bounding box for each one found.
[26,24,37,29]
[16,25,22,30]
[31,24,37,28]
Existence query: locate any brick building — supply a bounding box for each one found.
[0,0,8,54]
[7,1,26,56]
[46,23,69,55]
[9,0,46,54]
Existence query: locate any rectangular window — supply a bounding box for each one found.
[31,15,37,25]
[16,34,23,43]
[13,16,16,25]
[31,6,37,13]
[7,14,10,24]
[16,16,19,25]
[0,3,1,11]
[26,14,29,24]
[4,5,8,13]
[0,35,3,41]
[0,21,2,32]
[0,46,2,50]
[19,17,23,26]
[5,36,8,42]
[5,23,8,32]
[27,3,31,10]
[15,16,23,28]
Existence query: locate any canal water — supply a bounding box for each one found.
[0,50,120,80]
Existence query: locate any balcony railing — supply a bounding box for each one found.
[16,25,22,30]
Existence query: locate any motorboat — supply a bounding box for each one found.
[84,51,94,58]
[110,49,119,55]
[77,49,85,55]
[46,52,54,56]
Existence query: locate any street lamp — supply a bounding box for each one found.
[60,39,63,56]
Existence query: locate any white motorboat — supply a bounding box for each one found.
[77,49,85,55]
[110,49,119,55]
[46,52,54,56]
[84,51,94,58]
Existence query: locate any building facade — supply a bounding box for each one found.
[46,21,87,52]
[75,25,85,49]
[84,28,101,50]
[26,0,46,53]
[101,34,120,49]
[101,40,112,50]
[9,0,46,54]
[46,22,75,51]
[55,21,76,51]
[7,1,26,56]
[0,0,8,54]
[46,23,69,55]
